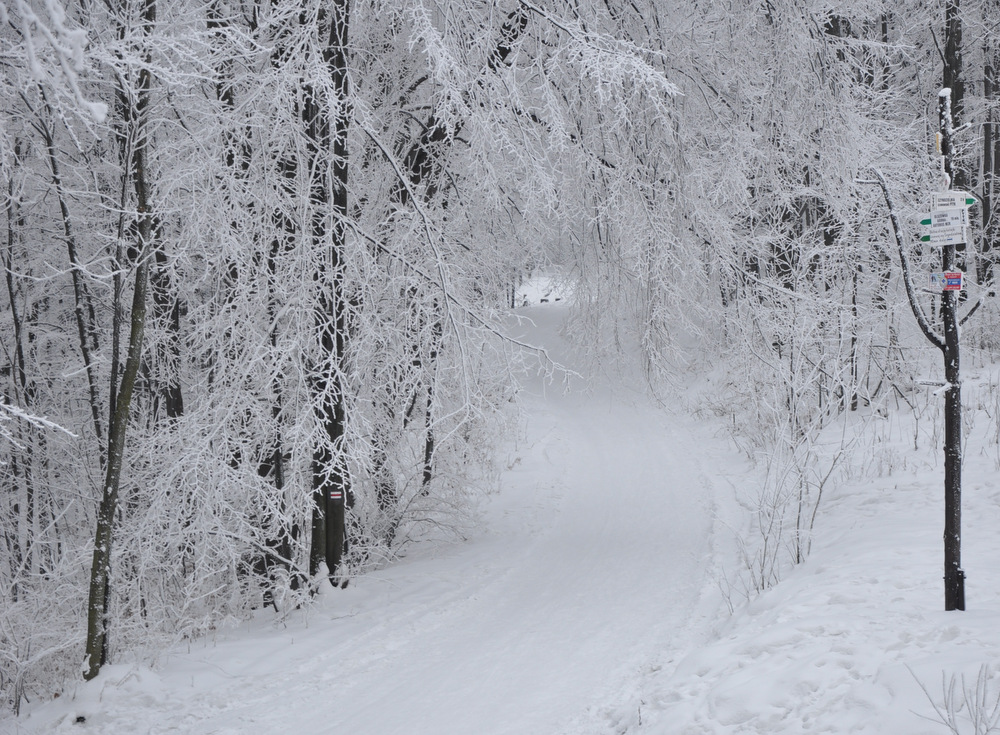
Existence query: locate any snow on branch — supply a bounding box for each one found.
[352,105,567,379]
[3,0,107,122]
[0,400,77,450]
[515,0,681,103]
[520,0,683,91]
[868,169,945,350]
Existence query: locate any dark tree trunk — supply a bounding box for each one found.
[421,317,442,493]
[938,91,965,611]
[310,0,351,585]
[944,1,964,138]
[210,2,295,598]
[84,0,157,680]
[3,147,36,602]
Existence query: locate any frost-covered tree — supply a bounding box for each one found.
[7,0,999,711]
[0,0,692,699]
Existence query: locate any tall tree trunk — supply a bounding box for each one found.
[941,1,967,610]
[420,315,441,493]
[84,0,157,680]
[944,0,969,275]
[4,141,31,413]
[944,1,965,136]
[3,142,35,600]
[310,0,351,585]
[981,10,999,287]
[938,91,966,611]
[209,2,296,598]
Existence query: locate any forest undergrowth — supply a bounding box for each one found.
[698,311,1000,612]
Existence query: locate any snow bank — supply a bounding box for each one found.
[634,372,1000,734]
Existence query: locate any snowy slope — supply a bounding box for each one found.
[631,372,1000,734]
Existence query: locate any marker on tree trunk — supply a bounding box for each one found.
[943,271,964,290]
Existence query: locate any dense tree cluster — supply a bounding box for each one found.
[1,0,997,711]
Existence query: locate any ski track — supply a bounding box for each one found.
[18,305,738,735]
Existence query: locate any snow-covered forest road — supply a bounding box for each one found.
[18,302,744,735]
[11,4,1000,732]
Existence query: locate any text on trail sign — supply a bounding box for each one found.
[921,226,969,245]
[920,207,969,228]
[920,206,970,245]
[931,191,977,210]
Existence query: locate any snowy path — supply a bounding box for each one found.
[19,305,739,735]
[15,301,1000,735]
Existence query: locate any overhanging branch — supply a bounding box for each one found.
[869,170,945,350]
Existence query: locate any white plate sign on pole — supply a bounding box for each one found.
[930,272,946,289]
[925,224,967,238]
[920,208,969,228]
[920,225,969,244]
[931,191,977,209]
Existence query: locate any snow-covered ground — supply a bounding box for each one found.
[9,278,1000,735]
[634,406,1000,733]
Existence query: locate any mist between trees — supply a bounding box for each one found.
[2,0,998,713]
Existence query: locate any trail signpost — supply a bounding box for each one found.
[928,93,969,611]
[932,191,978,209]
[921,207,968,227]
[934,92,968,610]
[873,88,977,611]
[920,206,970,245]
